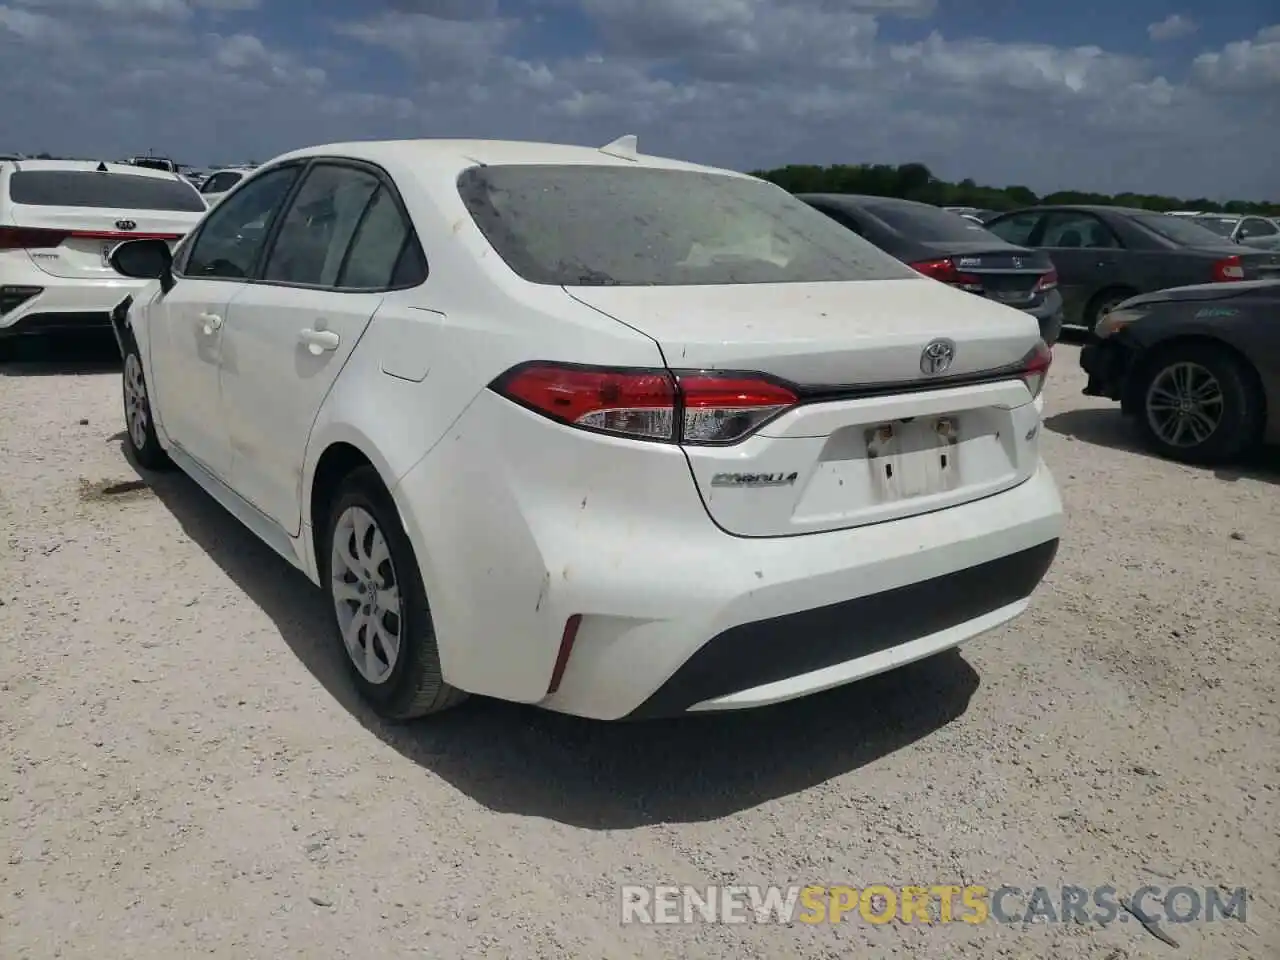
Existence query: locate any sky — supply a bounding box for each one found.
[1,0,1277,201]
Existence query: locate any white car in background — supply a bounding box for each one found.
[197,166,255,207]
[106,136,1063,723]
[0,158,206,342]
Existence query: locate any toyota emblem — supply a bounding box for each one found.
[115,219,137,231]
[920,338,956,376]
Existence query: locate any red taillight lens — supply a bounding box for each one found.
[1213,255,1244,282]
[909,258,982,291]
[1020,340,1052,400]
[490,363,798,445]
[1034,268,1058,292]
[0,226,68,250]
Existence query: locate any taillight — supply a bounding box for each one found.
[1034,268,1058,292]
[490,362,799,445]
[1020,341,1052,400]
[909,258,983,292]
[1212,255,1244,282]
[0,226,67,250]
[0,226,181,251]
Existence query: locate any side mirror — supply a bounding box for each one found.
[110,238,174,281]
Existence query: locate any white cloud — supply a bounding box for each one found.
[0,0,1275,201]
[1192,23,1280,92]
[1148,14,1197,42]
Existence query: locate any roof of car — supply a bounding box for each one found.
[1,158,185,180]
[996,204,1156,218]
[267,138,748,178]
[797,192,934,210]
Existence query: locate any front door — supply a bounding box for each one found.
[1032,212,1127,325]
[152,163,304,477]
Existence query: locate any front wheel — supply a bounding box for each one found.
[1133,344,1264,465]
[122,342,172,471]
[321,467,467,720]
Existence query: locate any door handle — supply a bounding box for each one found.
[299,328,340,354]
[198,312,222,334]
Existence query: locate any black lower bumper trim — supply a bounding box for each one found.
[1079,340,1132,400]
[625,538,1059,719]
[0,311,113,338]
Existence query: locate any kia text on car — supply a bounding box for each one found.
[107,136,1064,722]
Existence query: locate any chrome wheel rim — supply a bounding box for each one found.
[124,353,149,451]
[1145,361,1224,448]
[330,506,402,684]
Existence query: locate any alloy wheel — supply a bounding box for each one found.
[1145,361,1224,448]
[330,505,403,684]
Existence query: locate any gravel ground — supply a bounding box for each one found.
[2,334,1277,959]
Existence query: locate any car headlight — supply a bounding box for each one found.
[1094,308,1142,339]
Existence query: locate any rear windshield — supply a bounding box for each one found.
[1131,213,1232,247]
[7,170,206,212]
[457,165,918,286]
[862,201,997,242]
[1190,216,1239,238]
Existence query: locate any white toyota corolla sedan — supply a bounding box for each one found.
[105,136,1063,722]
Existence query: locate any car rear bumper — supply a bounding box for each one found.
[1023,289,1064,346]
[394,391,1064,720]
[0,269,145,336]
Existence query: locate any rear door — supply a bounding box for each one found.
[219,161,426,534]
[1027,211,1128,324]
[5,168,206,279]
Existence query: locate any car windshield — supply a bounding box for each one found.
[1131,212,1234,247]
[8,170,206,212]
[456,165,918,286]
[1191,216,1240,238]
[860,201,998,243]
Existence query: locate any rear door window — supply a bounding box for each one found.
[261,164,381,287]
[8,171,206,212]
[987,211,1043,246]
[1038,212,1122,249]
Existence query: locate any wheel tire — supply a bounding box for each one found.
[320,466,466,721]
[122,337,173,471]
[1132,343,1264,465]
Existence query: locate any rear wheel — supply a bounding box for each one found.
[1133,343,1263,464]
[321,467,466,720]
[1082,289,1135,337]
[122,341,172,471]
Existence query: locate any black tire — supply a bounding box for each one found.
[320,466,466,720]
[1132,342,1264,465]
[121,336,173,471]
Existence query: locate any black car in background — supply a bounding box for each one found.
[985,205,1280,333]
[798,193,1065,345]
[1080,280,1280,463]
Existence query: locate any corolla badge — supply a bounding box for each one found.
[920,338,956,376]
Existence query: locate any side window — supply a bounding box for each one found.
[1242,218,1277,238]
[1039,213,1121,249]
[261,164,380,287]
[987,211,1042,246]
[183,166,301,279]
[812,204,866,237]
[336,186,424,289]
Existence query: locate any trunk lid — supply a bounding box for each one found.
[8,205,199,280]
[913,243,1055,309]
[567,278,1045,537]
[1237,250,1280,280]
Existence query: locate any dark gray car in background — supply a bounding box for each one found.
[799,193,1065,345]
[1079,279,1280,463]
[985,205,1280,334]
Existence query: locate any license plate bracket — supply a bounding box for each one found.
[866,417,960,501]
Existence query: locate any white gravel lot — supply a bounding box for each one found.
[1,334,1277,960]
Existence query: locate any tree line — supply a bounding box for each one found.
[751,162,1280,216]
